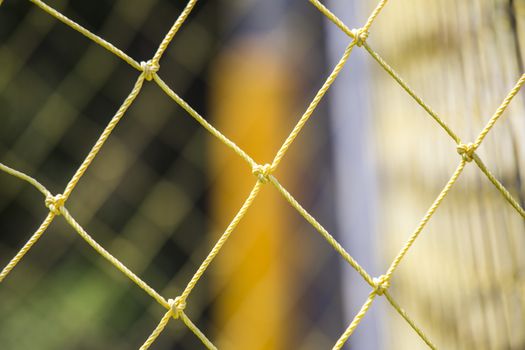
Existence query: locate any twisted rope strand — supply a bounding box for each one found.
[311,7,525,347]
[269,176,375,286]
[384,292,437,350]
[21,1,221,347]
[473,74,525,150]
[0,212,56,282]
[311,1,525,224]
[0,163,50,196]
[0,164,57,282]
[60,207,169,308]
[29,0,141,71]
[180,312,218,350]
[363,42,463,143]
[27,0,259,174]
[139,308,173,350]
[361,0,390,34]
[383,160,466,282]
[473,154,525,218]
[179,181,263,302]
[333,292,378,350]
[271,170,438,348]
[154,75,257,168]
[61,75,145,200]
[309,0,354,38]
[308,1,461,145]
[270,40,357,172]
[150,0,199,66]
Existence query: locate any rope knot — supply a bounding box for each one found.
[140,60,159,81]
[168,297,186,319]
[351,28,369,47]
[252,163,272,184]
[45,193,65,215]
[373,275,390,296]
[457,142,475,162]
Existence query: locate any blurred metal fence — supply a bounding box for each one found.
[1,0,524,349]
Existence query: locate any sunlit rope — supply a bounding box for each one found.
[1,0,524,349]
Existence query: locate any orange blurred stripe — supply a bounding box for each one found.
[209,38,296,350]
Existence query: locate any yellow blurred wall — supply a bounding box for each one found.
[369,0,525,348]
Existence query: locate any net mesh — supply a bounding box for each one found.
[1,0,524,349]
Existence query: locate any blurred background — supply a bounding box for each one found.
[0,0,524,349]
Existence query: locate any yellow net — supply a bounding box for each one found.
[1,0,524,349]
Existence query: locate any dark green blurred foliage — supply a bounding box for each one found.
[0,0,218,348]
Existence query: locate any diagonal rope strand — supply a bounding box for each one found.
[269,176,374,286]
[384,291,437,350]
[473,154,525,218]
[28,0,141,71]
[361,0,389,34]
[270,40,357,172]
[150,0,199,66]
[0,212,56,282]
[362,43,462,143]
[61,207,169,308]
[0,164,57,282]
[0,163,50,197]
[310,1,525,227]
[333,291,378,350]
[61,75,146,201]
[308,0,461,144]
[178,181,263,303]
[383,160,467,282]
[154,75,257,168]
[270,173,437,349]
[139,308,174,350]
[472,74,525,150]
[180,312,218,350]
[309,0,354,38]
